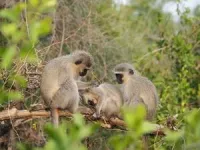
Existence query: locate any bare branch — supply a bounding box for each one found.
[0,108,165,136]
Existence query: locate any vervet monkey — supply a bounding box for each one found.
[40,51,93,127]
[81,83,123,118]
[76,80,94,90]
[113,63,159,121]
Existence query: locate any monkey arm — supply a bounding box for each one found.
[94,96,105,118]
[76,81,94,90]
[57,65,69,85]
[95,104,102,117]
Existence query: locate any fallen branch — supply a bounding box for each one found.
[0,108,165,136]
[0,107,93,121]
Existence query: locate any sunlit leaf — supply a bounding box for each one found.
[45,0,57,7]
[30,18,52,44]
[123,104,146,130]
[8,91,23,100]
[29,0,39,7]
[184,109,200,128]
[1,46,16,68]
[0,90,23,103]
[20,43,38,63]
[0,3,25,22]
[73,113,85,127]
[141,121,159,133]
[1,23,17,36]
[10,75,27,88]
[165,130,184,142]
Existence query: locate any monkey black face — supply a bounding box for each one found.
[79,68,88,76]
[115,74,123,84]
[75,59,92,68]
[88,99,96,106]
[129,69,134,75]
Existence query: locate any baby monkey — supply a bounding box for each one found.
[40,50,93,127]
[113,63,159,121]
[81,83,123,119]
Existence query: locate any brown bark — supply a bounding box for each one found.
[0,107,165,136]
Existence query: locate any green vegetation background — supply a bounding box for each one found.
[0,0,199,149]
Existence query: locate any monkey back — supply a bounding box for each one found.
[40,56,79,110]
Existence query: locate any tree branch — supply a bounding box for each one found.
[0,107,165,136]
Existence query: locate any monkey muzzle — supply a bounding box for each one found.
[88,99,96,106]
[115,74,123,84]
[79,69,88,76]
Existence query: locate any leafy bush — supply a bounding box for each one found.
[0,0,200,150]
[0,0,56,104]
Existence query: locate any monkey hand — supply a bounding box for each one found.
[90,81,100,87]
[93,112,101,119]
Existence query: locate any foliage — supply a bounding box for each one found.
[165,109,200,150]
[109,105,158,150]
[0,0,56,104]
[17,114,97,150]
[0,0,200,150]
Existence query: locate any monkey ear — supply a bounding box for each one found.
[129,69,134,75]
[75,60,82,65]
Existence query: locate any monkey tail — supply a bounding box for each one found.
[51,108,59,127]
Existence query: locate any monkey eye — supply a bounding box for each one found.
[129,69,134,75]
[75,60,82,65]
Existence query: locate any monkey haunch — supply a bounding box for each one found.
[113,63,159,121]
[82,83,123,119]
[40,51,93,126]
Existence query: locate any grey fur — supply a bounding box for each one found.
[40,51,93,125]
[113,63,159,121]
[82,83,123,118]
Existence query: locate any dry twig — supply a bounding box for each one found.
[0,107,165,136]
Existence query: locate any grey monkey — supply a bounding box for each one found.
[40,50,93,126]
[113,63,159,121]
[82,83,123,118]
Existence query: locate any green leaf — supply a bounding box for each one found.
[29,0,39,7]
[1,23,18,36]
[20,43,38,63]
[184,109,200,128]
[1,46,16,68]
[141,121,159,134]
[109,134,131,150]
[42,140,58,150]
[30,18,52,44]
[45,0,57,7]
[73,113,85,127]
[123,104,146,130]
[7,91,23,100]
[165,130,184,142]
[10,75,27,88]
[0,90,23,103]
[0,3,25,22]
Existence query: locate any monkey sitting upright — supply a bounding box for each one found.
[40,50,93,127]
[113,63,159,121]
[81,83,123,119]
